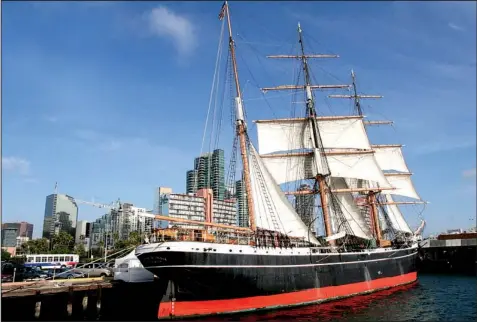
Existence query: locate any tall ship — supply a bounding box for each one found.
[136,2,427,319]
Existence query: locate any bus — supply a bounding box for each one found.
[24,254,79,269]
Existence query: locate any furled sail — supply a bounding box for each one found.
[248,144,321,245]
[328,177,374,240]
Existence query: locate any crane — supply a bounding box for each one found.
[73,198,122,211]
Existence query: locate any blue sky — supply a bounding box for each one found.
[2,1,475,238]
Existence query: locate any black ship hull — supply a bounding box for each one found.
[136,242,418,319]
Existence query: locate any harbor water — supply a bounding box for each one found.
[3,273,475,321]
[192,274,476,322]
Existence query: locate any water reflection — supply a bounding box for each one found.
[199,282,419,321]
[197,274,476,321]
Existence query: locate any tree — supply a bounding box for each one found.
[1,249,11,261]
[96,240,104,258]
[74,243,86,257]
[127,231,142,246]
[51,231,74,254]
[21,238,50,254]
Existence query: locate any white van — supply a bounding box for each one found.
[114,250,155,283]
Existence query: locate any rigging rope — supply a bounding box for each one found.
[199,17,226,159]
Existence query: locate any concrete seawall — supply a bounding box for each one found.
[418,238,477,276]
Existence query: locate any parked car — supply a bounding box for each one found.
[1,274,14,283]
[1,262,26,282]
[46,268,85,279]
[74,263,113,278]
[23,267,48,280]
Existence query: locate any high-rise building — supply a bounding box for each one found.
[235,179,249,227]
[158,190,206,230]
[211,149,225,200]
[224,183,235,200]
[75,220,91,252]
[1,222,33,239]
[90,213,110,250]
[213,199,237,226]
[295,184,315,232]
[186,149,225,200]
[1,227,19,247]
[75,221,90,243]
[195,153,211,190]
[157,187,237,230]
[42,194,78,239]
[186,170,198,194]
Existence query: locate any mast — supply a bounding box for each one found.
[329,70,387,245]
[261,23,349,240]
[296,23,334,239]
[221,2,256,231]
[328,70,383,116]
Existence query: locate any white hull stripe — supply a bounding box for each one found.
[145,251,417,269]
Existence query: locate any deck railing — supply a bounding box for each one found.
[145,228,321,249]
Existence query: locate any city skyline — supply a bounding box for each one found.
[1,2,475,238]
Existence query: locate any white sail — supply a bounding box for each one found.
[328,177,374,240]
[248,144,321,245]
[382,194,412,234]
[255,116,371,154]
[384,173,421,200]
[373,145,410,173]
[260,151,390,187]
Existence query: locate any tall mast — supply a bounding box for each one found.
[296,23,333,239]
[262,23,348,240]
[220,1,256,231]
[351,70,362,115]
[328,70,383,117]
[329,71,387,245]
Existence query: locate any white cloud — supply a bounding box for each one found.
[463,168,477,178]
[2,157,31,175]
[146,6,197,57]
[448,22,465,32]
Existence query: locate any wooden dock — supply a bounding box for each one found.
[2,278,163,321]
[2,278,112,298]
[2,278,115,321]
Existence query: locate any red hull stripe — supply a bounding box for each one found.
[158,272,417,318]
